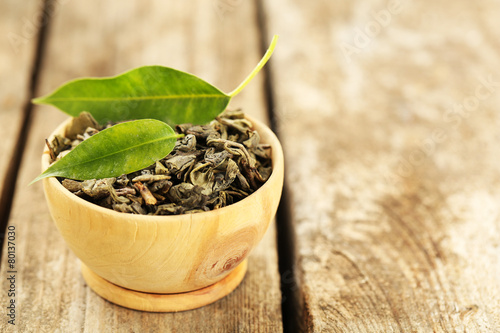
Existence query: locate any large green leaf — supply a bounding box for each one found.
[32,66,231,125]
[31,35,279,183]
[32,119,181,183]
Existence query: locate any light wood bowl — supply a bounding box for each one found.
[41,116,284,311]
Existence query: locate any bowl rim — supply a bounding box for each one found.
[42,114,284,222]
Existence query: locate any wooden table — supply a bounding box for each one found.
[1,0,499,331]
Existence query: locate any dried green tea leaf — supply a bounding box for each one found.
[31,119,181,183]
[61,179,83,192]
[164,154,197,176]
[131,174,171,183]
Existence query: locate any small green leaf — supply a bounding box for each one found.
[31,119,181,183]
[32,66,231,125]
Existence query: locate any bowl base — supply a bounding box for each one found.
[80,260,248,312]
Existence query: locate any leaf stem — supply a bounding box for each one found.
[228,35,279,98]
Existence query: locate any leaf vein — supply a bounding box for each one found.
[45,94,228,102]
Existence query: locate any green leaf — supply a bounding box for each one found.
[32,66,231,125]
[31,119,181,183]
[32,35,279,125]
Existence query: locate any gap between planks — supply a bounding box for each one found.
[255,1,308,331]
[0,0,53,255]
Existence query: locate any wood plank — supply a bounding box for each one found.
[262,0,500,331]
[0,0,282,331]
[0,0,41,218]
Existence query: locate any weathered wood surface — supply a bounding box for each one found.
[264,0,500,331]
[0,0,41,216]
[0,0,282,332]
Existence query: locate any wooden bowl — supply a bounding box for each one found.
[41,116,284,311]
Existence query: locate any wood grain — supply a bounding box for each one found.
[0,0,41,212]
[0,0,283,331]
[262,0,500,331]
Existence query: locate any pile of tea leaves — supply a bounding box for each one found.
[47,110,272,215]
